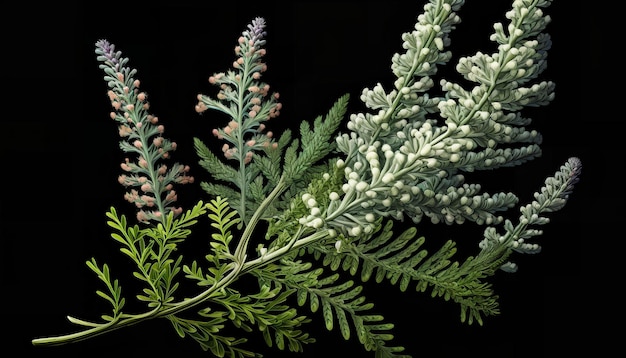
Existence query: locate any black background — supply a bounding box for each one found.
[1,1,613,357]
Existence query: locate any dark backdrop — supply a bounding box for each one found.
[2,1,609,357]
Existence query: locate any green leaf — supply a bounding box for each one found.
[322,299,333,331]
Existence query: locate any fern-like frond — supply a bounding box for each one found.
[252,259,409,357]
[305,219,505,325]
[168,314,260,358]
[283,94,349,184]
[195,283,314,354]
[252,128,293,188]
[85,259,125,322]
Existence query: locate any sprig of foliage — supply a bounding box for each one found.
[193,17,347,225]
[33,1,582,357]
[91,39,195,225]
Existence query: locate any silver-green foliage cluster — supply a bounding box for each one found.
[33,1,581,357]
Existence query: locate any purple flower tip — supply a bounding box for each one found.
[95,39,119,65]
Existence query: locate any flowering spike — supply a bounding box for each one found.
[193,17,283,224]
[95,39,194,224]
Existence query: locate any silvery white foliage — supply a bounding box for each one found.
[321,0,556,241]
[480,157,582,272]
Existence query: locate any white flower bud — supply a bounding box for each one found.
[310,218,323,228]
[434,37,444,51]
[382,172,395,184]
[394,152,406,165]
[356,181,369,192]
[366,151,378,161]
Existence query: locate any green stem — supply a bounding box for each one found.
[241,229,331,274]
[233,174,287,263]
[31,306,160,346]
[31,261,243,347]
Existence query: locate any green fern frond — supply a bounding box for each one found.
[252,259,408,357]
[203,283,314,353]
[200,182,241,206]
[153,200,208,244]
[168,314,260,358]
[283,94,349,184]
[305,219,505,326]
[85,259,125,321]
[194,137,240,185]
[252,128,292,188]
[203,196,241,262]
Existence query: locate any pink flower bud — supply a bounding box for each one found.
[166,190,177,201]
[136,210,149,223]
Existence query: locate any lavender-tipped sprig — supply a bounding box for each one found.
[194,17,281,223]
[480,156,582,272]
[95,39,194,224]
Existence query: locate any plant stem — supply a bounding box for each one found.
[33,175,289,347]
